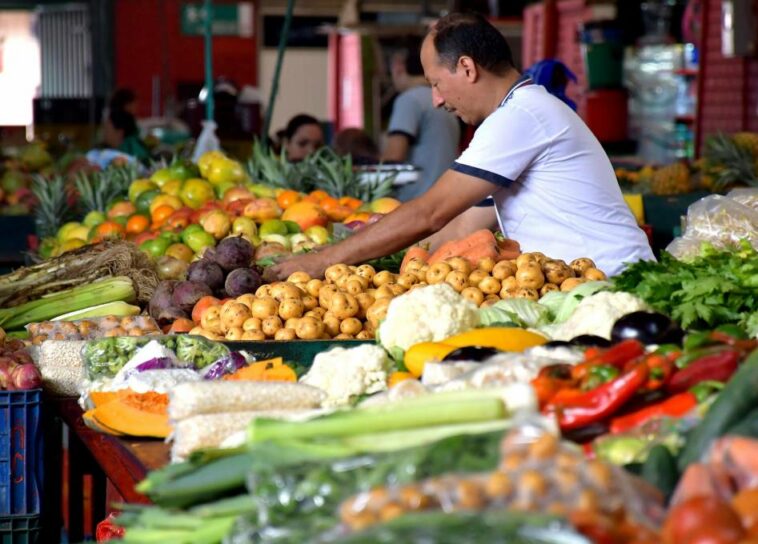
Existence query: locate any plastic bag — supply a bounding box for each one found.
[666,193,758,259]
[82,334,229,379]
[191,120,220,163]
[27,315,160,344]
[336,422,665,537]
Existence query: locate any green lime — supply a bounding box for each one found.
[184,229,216,253]
[259,219,288,237]
[135,189,161,214]
[140,237,171,259]
[283,220,301,234]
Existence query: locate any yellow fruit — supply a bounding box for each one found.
[180,178,215,209]
[60,238,87,254]
[404,342,456,378]
[162,179,184,197]
[149,194,183,215]
[128,179,159,203]
[651,162,691,196]
[197,151,226,179]
[207,157,247,185]
[57,222,83,243]
[442,328,547,352]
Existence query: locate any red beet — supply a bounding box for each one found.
[149,280,177,321]
[171,280,213,314]
[224,268,263,298]
[214,236,254,272]
[187,259,225,292]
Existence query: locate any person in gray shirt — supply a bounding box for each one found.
[383,37,461,201]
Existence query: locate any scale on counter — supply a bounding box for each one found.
[355,163,421,186]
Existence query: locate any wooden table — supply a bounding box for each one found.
[45,397,170,542]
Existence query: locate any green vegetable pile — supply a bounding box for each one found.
[613,241,758,336]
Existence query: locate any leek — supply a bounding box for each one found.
[0,276,135,330]
[52,301,140,321]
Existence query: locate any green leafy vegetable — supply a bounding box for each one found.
[479,298,551,328]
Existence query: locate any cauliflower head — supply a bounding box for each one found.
[378,283,480,353]
[300,344,392,408]
[550,291,649,341]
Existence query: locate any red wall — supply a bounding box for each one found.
[696,0,758,151]
[114,0,257,118]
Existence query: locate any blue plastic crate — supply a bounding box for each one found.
[0,391,42,516]
[0,514,40,544]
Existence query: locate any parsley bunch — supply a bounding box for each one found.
[613,241,758,335]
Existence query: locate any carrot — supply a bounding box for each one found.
[458,242,501,267]
[400,246,430,272]
[428,230,497,264]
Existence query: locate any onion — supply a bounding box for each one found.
[11,364,41,390]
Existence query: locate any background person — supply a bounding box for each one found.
[279,114,325,162]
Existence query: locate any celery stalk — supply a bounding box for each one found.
[249,397,507,443]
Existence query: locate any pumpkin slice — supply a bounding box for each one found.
[223,357,296,382]
[93,393,171,438]
[83,408,126,436]
[90,391,120,408]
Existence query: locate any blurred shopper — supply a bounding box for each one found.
[280,114,325,162]
[383,37,460,201]
[333,128,380,165]
[103,108,150,161]
[265,13,653,281]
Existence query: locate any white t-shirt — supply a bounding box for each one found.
[452,81,654,276]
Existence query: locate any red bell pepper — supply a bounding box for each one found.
[642,353,675,390]
[96,513,124,542]
[666,349,740,395]
[532,364,577,406]
[545,363,649,431]
[571,339,646,381]
[609,391,698,434]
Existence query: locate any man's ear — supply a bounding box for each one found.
[458,56,478,82]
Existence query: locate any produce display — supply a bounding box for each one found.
[6,143,758,544]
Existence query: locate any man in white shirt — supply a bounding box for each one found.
[264,12,653,281]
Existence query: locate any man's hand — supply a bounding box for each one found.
[262,251,329,282]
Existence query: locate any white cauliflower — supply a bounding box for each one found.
[300,344,392,408]
[549,291,649,341]
[378,284,479,353]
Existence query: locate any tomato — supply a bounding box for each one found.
[732,488,758,535]
[663,497,746,544]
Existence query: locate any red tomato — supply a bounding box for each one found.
[663,497,746,544]
[732,488,758,536]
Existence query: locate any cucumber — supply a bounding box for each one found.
[725,406,758,439]
[642,444,679,501]
[677,349,758,471]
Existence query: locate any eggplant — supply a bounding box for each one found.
[610,311,683,346]
[442,346,500,362]
[569,335,611,348]
[543,340,573,348]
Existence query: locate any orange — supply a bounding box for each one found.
[151,205,176,227]
[125,214,150,235]
[326,205,352,222]
[276,189,302,210]
[339,196,363,210]
[149,194,183,216]
[92,220,125,242]
[107,201,136,219]
[344,212,371,224]
[388,371,416,388]
[192,296,220,324]
[164,211,191,231]
[309,189,329,203]
[319,196,339,211]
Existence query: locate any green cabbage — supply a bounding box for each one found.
[479,298,551,328]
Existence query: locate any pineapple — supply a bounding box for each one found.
[703,133,758,191]
[310,147,394,201]
[650,162,691,195]
[246,139,313,193]
[32,175,71,239]
[74,164,135,215]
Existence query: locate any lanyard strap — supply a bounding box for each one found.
[499,74,533,107]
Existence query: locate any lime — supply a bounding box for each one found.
[283,220,301,234]
[129,179,159,203]
[159,231,180,244]
[140,237,171,259]
[168,159,199,182]
[184,229,216,253]
[150,168,175,188]
[83,210,106,228]
[259,219,288,237]
[135,189,161,214]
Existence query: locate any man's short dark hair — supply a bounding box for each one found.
[431,13,514,75]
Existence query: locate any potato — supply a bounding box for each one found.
[335,274,351,291]
[251,296,279,319]
[195,328,224,341]
[225,327,244,341]
[306,279,324,297]
[345,276,368,295]
[514,287,539,301]
[560,277,585,291]
[274,328,297,341]
[355,293,376,319]
[330,292,359,319]
[243,317,263,331]
[318,284,339,309]
[543,261,573,285]
[480,296,500,308]
[363,320,377,336]
[270,282,303,301]
[220,299,238,315]
[426,262,452,284]
[540,283,559,296]
[461,286,484,306]
[235,293,257,312]
[516,264,545,290]
[334,333,355,340]
[356,330,373,340]
[221,302,252,329]
[477,257,496,273]
[201,306,224,335]
[445,270,469,292]
[296,316,325,339]
[262,316,283,337]
[356,264,377,282]
[323,314,341,337]
[279,297,305,320]
[284,317,300,330]
[388,283,407,296]
[340,317,363,336]
[516,253,538,269]
[469,269,489,286]
[397,273,419,290]
[372,270,395,287]
[570,258,595,276]
[375,284,396,299]
[255,284,273,298]
[583,267,607,281]
[366,298,391,328]
[492,260,517,280]
[478,276,502,295]
[287,271,311,284]
[403,258,424,273]
[446,257,472,276]
[325,264,351,283]
[305,307,327,319]
[409,282,428,291]
[242,329,266,341]
[501,276,518,292]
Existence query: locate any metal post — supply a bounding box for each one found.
[262,0,296,148]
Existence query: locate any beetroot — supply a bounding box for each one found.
[214,236,254,272]
[156,306,189,328]
[149,280,177,321]
[187,259,225,292]
[11,364,41,390]
[225,268,263,298]
[171,280,213,314]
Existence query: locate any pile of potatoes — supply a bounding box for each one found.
[189,263,415,342]
[401,253,606,308]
